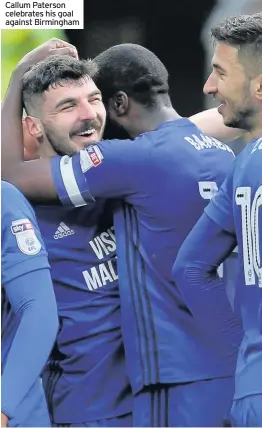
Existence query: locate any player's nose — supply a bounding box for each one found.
[79,102,97,121]
[203,71,218,95]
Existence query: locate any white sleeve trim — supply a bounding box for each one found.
[60,156,87,207]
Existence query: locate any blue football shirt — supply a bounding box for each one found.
[35,200,132,423]
[1,180,54,426]
[205,137,262,399]
[51,118,239,393]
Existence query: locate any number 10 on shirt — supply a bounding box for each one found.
[236,186,262,287]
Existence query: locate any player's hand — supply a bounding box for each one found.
[17,38,78,73]
[1,412,8,427]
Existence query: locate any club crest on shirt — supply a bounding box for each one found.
[11,218,41,255]
[80,145,104,172]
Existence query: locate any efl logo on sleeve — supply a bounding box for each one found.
[11,218,41,255]
[80,146,104,172]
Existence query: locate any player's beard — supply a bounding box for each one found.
[44,127,79,156]
[223,81,256,132]
[224,103,256,131]
[43,120,104,156]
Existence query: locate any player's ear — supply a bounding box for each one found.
[23,117,40,160]
[254,73,262,101]
[110,91,129,116]
[24,115,43,139]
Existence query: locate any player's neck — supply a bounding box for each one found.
[249,125,262,140]
[128,106,181,138]
[38,144,57,158]
[247,114,262,141]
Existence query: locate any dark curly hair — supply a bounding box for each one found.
[22,55,98,115]
[211,13,262,76]
[93,43,171,108]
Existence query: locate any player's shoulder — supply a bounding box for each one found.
[2,179,30,206]
[1,180,34,222]
[154,118,234,155]
[235,137,262,186]
[1,180,22,196]
[249,137,262,159]
[1,181,46,263]
[2,180,28,200]
[187,119,235,156]
[94,136,151,156]
[234,137,262,170]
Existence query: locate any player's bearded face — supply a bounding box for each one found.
[41,78,106,156]
[204,42,257,131]
[217,80,255,131]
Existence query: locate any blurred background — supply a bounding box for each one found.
[2,0,261,124]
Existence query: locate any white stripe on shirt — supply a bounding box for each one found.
[59,156,87,207]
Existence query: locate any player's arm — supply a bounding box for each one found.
[1,39,77,202]
[172,171,242,353]
[189,108,248,143]
[1,185,59,420]
[1,269,59,421]
[51,137,150,207]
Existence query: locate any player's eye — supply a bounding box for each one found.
[89,96,102,104]
[61,104,75,111]
[215,69,225,78]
